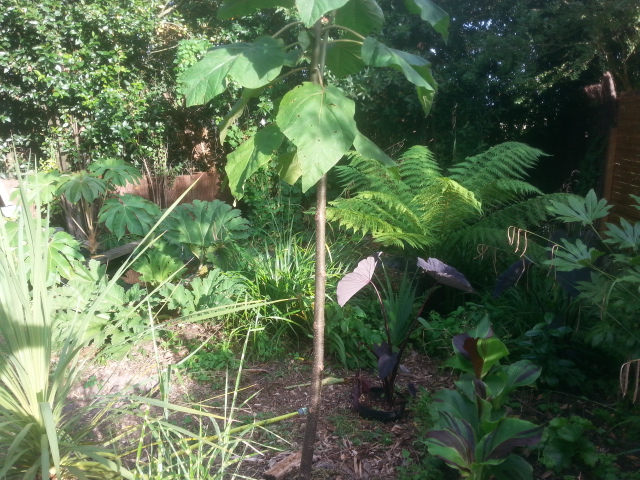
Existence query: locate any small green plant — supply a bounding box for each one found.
[180,343,239,381]
[338,254,475,405]
[162,199,250,268]
[517,313,586,389]
[540,415,598,472]
[325,301,383,369]
[425,318,542,480]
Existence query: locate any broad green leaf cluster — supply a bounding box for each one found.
[179,0,448,197]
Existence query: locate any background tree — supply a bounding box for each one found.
[344,0,640,193]
[177,0,448,476]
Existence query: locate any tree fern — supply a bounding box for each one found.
[328,142,570,263]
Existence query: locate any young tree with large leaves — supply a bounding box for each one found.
[178,0,448,476]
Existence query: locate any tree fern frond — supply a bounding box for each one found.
[449,193,572,259]
[450,142,546,197]
[398,145,441,190]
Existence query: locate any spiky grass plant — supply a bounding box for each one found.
[0,181,132,478]
[0,177,271,479]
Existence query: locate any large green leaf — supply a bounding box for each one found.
[296,0,350,27]
[335,0,384,35]
[352,130,396,170]
[47,229,84,280]
[276,82,357,191]
[57,171,108,204]
[98,193,161,240]
[218,88,263,143]
[218,0,295,19]
[361,37,437,114]
[325,41,365,77]
[88,158,141,188]
[404,0,449,43]
[179,36,286,107]
[476,418,542,463]
[276,151,303,185]
[226,124,285,199]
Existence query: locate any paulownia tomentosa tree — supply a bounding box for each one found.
[178,0,449,476]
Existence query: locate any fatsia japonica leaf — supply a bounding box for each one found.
[296,0,350,27]
[335,0,384,35]
[337,252,381,306]
[417,257,475,293]
[57,171,108,204]
[217,0,294,19]
[226,123,285,199]
[404,0,450,43]
[604,218,640,250]
[547,189,611,226]
[276,82,357,191]
[179,36,286,107]
[98,194,161,240]
[361,37,437,114]
[88,158,141,188]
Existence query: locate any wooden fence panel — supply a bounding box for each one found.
[604,92,640,225]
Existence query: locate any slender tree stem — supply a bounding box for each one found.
[299,17,328,480]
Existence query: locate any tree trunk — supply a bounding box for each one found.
[299,17,328,479]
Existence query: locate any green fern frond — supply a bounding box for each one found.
[328,143,566,256]
[450,142,546,197]
[398,145,441,190]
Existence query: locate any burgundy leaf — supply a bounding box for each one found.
[337,253,382,306]
[417,257,475,293]
[464,337,484,379]
[373,342,398,379]
[453,333,472,358]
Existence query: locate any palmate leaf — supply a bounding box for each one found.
[604,218,640,250]
[336,252,381,306]
[47,229,84,280]
[296,0,350,27]
[226,123,285,199]
[548,189,611,226]
[217,0,295,19]
[57,171,107,204]
[361,37,437,114]
[163,200,250,261]
[276,82,357,191]
[88,158,141,188]
[179,36,286,107]
[98,194,161,240]
[546,238,605,271]
[335,0,384,35]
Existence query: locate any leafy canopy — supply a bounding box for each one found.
[179,0,448,198]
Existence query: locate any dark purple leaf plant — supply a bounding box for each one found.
[337,254,474,409]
